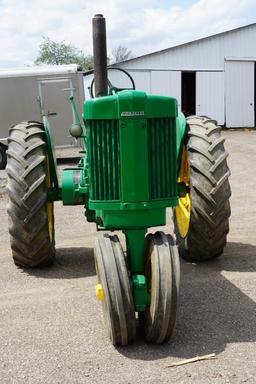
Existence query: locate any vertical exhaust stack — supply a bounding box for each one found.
[92,14,108,97]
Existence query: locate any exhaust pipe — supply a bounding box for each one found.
[92,14,108,97]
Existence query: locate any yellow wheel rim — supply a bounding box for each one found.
[175,146,191,238]
[45,156,54,243]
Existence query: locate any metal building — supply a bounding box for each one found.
[0,64,84,148]
[112,23,256,128]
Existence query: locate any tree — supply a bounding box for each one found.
[34,37,93,70]
[111,45,133,64]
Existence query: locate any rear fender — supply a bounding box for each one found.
[43,116,59,189]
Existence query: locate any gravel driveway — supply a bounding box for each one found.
[0,130,256,384]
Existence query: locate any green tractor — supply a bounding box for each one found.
[6,15,231,345]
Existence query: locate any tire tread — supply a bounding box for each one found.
[6,121,55,268]
[174,116,231,262]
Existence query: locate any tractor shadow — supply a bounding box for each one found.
[118,241,256,360]
[25,247,96,279]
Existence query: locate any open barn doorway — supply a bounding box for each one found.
[182,71,196,116]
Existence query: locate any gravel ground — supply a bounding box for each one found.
[0,130,256,384]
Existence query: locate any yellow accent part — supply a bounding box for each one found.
[45,156,54,243]
[95,284,104,301]
[176,146,191,238]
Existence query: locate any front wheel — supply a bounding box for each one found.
[143,232,180,343]
[173,116,231,262]
[95,234,136,345]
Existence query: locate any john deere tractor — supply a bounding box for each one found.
[6,15,231,345]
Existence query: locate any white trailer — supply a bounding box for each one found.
[0,64,85,168]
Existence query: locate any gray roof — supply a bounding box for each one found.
[115,22,256,65]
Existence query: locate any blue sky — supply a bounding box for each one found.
[0,0,255,67]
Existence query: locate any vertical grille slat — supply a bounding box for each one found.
[97,121,103,199]
[160,119,165,197]
[102,120,107,200]
[112,120,118,200]
[166,122,171,197]
[106,123,112,200]
[148,118,176,200]
[150,122,156,198]
[88,120,120,201]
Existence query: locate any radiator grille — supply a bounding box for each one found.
[148,118,177,200]
[88,120,120,201]
[88,117,176,202]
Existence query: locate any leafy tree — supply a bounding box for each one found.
[34,37,93,70]
[111,45,133,63]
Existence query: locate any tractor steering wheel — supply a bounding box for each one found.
[89,67,135,98]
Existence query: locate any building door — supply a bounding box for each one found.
[196,72,224,125]
[38,77,76,146]
[225,60,255,127]
[151,71,181,110]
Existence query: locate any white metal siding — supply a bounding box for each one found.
[118,24,256,71]
[151,71,181,110]
[113,24,256,127]
[131,71,151,93]
[196,72,224,125]
[225,61,255,127]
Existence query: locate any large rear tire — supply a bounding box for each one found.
[174,116,231,262]
[6,121,55,268]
